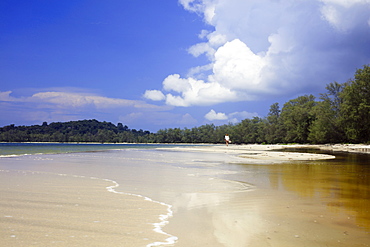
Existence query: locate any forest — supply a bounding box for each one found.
[1,65,369,144]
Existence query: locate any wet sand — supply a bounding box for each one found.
[158,144,336,162]
[0,170,171,247]
[0,145,369,246]
[159,145,369,247]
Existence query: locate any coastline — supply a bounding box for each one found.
[157,144,336,162]
[159,143,370,162]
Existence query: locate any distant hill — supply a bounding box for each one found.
[0,119,151,143]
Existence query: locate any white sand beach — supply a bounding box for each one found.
[158,144,336,163]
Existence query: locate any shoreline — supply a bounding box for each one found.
[157,144,336,163]
[2,142,370,154]
[0,169,172,247]
[0,144,369,246]
[159,143,370,163]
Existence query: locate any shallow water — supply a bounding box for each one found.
[274,150,370,231]
[0,144,369,246]
[225,150,370,231]
[0,142,186,157]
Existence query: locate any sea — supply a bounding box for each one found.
[0,142,189,157]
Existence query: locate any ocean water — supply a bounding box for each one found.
[0,142,187,157]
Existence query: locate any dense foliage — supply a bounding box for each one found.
[1,65,370,144]
[0,120,150,143]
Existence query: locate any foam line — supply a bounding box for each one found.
[0,169,178,246]
[103,179,178,246]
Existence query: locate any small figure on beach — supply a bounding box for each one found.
[224,134,231,146]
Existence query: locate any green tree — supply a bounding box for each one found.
[309,82,345,143]
[265,103,283,143]
[340,65,370,143]
[280,95,317,143]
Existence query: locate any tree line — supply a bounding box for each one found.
[0,119,150,143]
[1,65,369,144]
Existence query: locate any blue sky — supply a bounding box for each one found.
[1,0,370,132]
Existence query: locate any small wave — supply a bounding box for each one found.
[0,154,24,158]
[0,169,178,245]
[103,179,178,246]
[0,153,50,158]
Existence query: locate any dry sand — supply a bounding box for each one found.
[158,144,337,162]
[160,143,370,161]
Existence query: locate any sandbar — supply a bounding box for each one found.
[158,144,337,162]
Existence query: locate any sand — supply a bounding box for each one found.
[0,170,171,247]
[158,144,337,162]
[0,144,369,246]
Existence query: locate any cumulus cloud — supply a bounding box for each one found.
[211,39,265,90]
[205,109,228,121]
[143,90,166,101]
[204,109,259,122]
[145,74,239,106]
[145,0,370,107]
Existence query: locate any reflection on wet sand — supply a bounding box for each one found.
[265,154,370,231]
[165,190,266,247]
[153,148,370,246]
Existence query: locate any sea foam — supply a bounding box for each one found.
[0,169,177,246]
[103,178,178,246]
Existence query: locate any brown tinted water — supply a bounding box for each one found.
[218,149,370,245]
[272,148,370,231]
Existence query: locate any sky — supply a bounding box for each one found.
[1,0,370,132]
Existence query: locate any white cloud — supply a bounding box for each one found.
[179,0,216,24]
[147,0,370,107]
[319,0,370,31]
[31,91,158,109]
[205,109,259,122]
[0,91,160,109]
[163,74,191,93]
[188,32,227,60]
[143,90,165,101]
[188,42,215,59]
[0,90,168,121]
[211,39,265,90]
[205,109,228,121]
[0,91,15,101]
[160,74,239,107]
[229,111,259,120]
